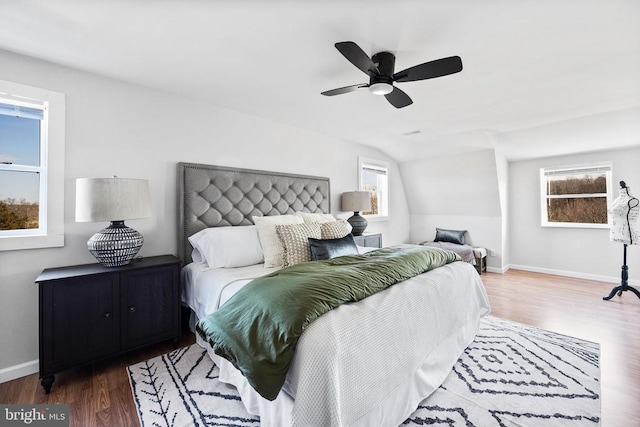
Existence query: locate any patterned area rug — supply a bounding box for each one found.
[128,316,600,426]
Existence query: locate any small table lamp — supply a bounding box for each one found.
[341,191,371,236]
[76,177,151,267]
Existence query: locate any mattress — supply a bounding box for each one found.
[182,253,490,427]
[181,261,275,321]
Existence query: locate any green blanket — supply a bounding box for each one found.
[196,246,460,400]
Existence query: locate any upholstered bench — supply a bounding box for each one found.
[419,228,486,274]
[471,247,487,274]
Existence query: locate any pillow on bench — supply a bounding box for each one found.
[434,228,467,245]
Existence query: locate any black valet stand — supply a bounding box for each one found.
[603,181,640,301]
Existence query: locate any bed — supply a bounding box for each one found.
[177,162,491,427]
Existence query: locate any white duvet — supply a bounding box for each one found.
[182,252,490,427]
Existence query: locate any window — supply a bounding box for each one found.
[0,80,65,250]
[540,163,612,228]
[0,101,45,234]
[358,157,389,218]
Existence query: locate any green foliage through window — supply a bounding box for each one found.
[0,199,38,230]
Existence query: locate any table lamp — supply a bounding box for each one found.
[341,191,371,236]
[76,177,151,266]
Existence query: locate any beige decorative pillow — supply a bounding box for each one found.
[275,223,321,267]
[320,220,352,239]
[253,215,304,267]
[296,211,337,224]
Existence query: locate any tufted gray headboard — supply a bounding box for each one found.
[177,162,331,264]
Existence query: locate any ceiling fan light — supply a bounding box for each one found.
[369,83,393,96]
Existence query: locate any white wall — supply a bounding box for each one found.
[508,147,640,283]
[0,49,410,380]
[400,149,505,271]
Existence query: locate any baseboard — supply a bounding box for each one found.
[507,264,640,289]
[0,359,38,384]
[486,266,509,274]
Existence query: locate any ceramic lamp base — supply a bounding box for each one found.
[87,220,144,267]
[347,212,368,236]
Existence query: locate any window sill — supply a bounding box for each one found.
[541,222,609,229]
[0,234,65,251]
[362,215,389,223]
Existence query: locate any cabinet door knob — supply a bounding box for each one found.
[103,312,111,319]
[128,306,136,313]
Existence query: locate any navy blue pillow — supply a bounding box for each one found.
[308,234,359,261]
[434,228,467,245]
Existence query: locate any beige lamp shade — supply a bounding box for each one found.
[76,177,151,222]
[75,177,151,267]
[341,191,371,213]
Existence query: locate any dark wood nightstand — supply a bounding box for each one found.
[36,255,181,394]
[352,232,382,248]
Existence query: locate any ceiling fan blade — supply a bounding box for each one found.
[393,56,463,82]
[335,41,379,77]
[321,83,368,96]
[385,86,413,108]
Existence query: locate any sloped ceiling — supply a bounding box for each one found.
[0,0,638,162]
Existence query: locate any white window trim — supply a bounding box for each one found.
[358,156,389,221]
[539,163,612,229]
[0,79,65,251]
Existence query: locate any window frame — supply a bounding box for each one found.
[358,156,389,220]
[0,79,65,251]
[539,163,612,229]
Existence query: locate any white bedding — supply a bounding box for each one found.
[181,261,275,321]
[182,249,490,427]
[181,246,378,321]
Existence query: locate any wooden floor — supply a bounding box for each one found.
[1,269,638,426]
[482,270,640,427]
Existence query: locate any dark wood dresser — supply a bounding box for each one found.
[36,255,180,394]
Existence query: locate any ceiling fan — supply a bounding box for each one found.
[321,41,463,108]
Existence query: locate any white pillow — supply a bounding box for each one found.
[190,248,205,264]
[295,211,337,224]
[253,215,304,267]
[320,219,352,239]
[188,225,264,268]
